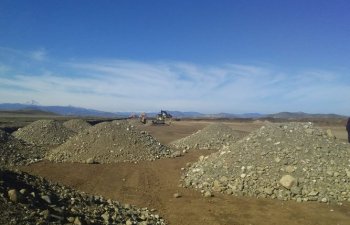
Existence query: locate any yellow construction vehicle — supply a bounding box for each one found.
[152,110,172,125]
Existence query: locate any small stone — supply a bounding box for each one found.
[67,217,75,223]
[274,157,281,163]
[86,158,95,164]
[41,195,52,204]
[172,151,182,157]
[41,209,50,219]
[19,189,27,195]
[291,186,301,195]
[279,175,297,189]
[264,187,274,195]
[74,217,84,225]
[308,190,319,196]
[173,193,181,198]
[101,212,110,223]
[321,197,328,203]
[8,189,19,203]
[204,191,213,197]
[285,165,296,173]
[126,220,133,225]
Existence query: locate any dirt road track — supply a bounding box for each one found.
[22,150,350,225]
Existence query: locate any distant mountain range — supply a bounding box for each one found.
[266,111,347,119]
[0,103,347,119]
[0,103,118,117]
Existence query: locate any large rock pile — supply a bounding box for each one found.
[0,130,43,166]
[182,122,350,203]
[13,120,75,146]
[47,121,175,163]
[171,123,248,150]
[0,169,166,225]
[63,119,92,133]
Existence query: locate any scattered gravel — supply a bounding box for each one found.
[13,120,75,146]
[182,122,350,203]
[0,130,44,166]
[0,168,166,225]
[63,119,92,133]
[47,120,176,163]
[170,123,248,150]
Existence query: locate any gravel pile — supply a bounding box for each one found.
[47,121,176,163]
[13,120,75,146]
[0,169,166,225]
[182,122,350,203]
[0,130,44,166]
[171,123,248,150]
[63,119,92,133]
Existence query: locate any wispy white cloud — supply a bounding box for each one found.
[30,48,47,61]
[0,47,349,114]
[0,47,47,61]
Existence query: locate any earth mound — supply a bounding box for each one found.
[13,120,75,146]
[0,130,44,166]
[47,121,175,163]
[0,169,165,225]
[63,119,92,133]
[171,123,248,150]
[182,122,350,203]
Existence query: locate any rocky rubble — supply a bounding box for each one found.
[182,122,350,203]
[47,121,175,163]
[0,169,166,225]
[13,120,75,146]
[63,119,92,133]
[171,123,248,150]
[0,130,44,166]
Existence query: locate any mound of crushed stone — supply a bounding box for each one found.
[0,169,166,225]
[47,121,175,163]
[171,123,248,150]
[182,122,350,203]
[63,119,92,133]
[0,130,44,166]
[13,120,75,146]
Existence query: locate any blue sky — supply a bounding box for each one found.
[0,0,349,114]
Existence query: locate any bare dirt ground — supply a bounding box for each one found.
[21,120,350,225]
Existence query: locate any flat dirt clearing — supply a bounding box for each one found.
[21,120,350,225]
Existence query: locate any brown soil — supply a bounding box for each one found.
[20,120,350,225]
